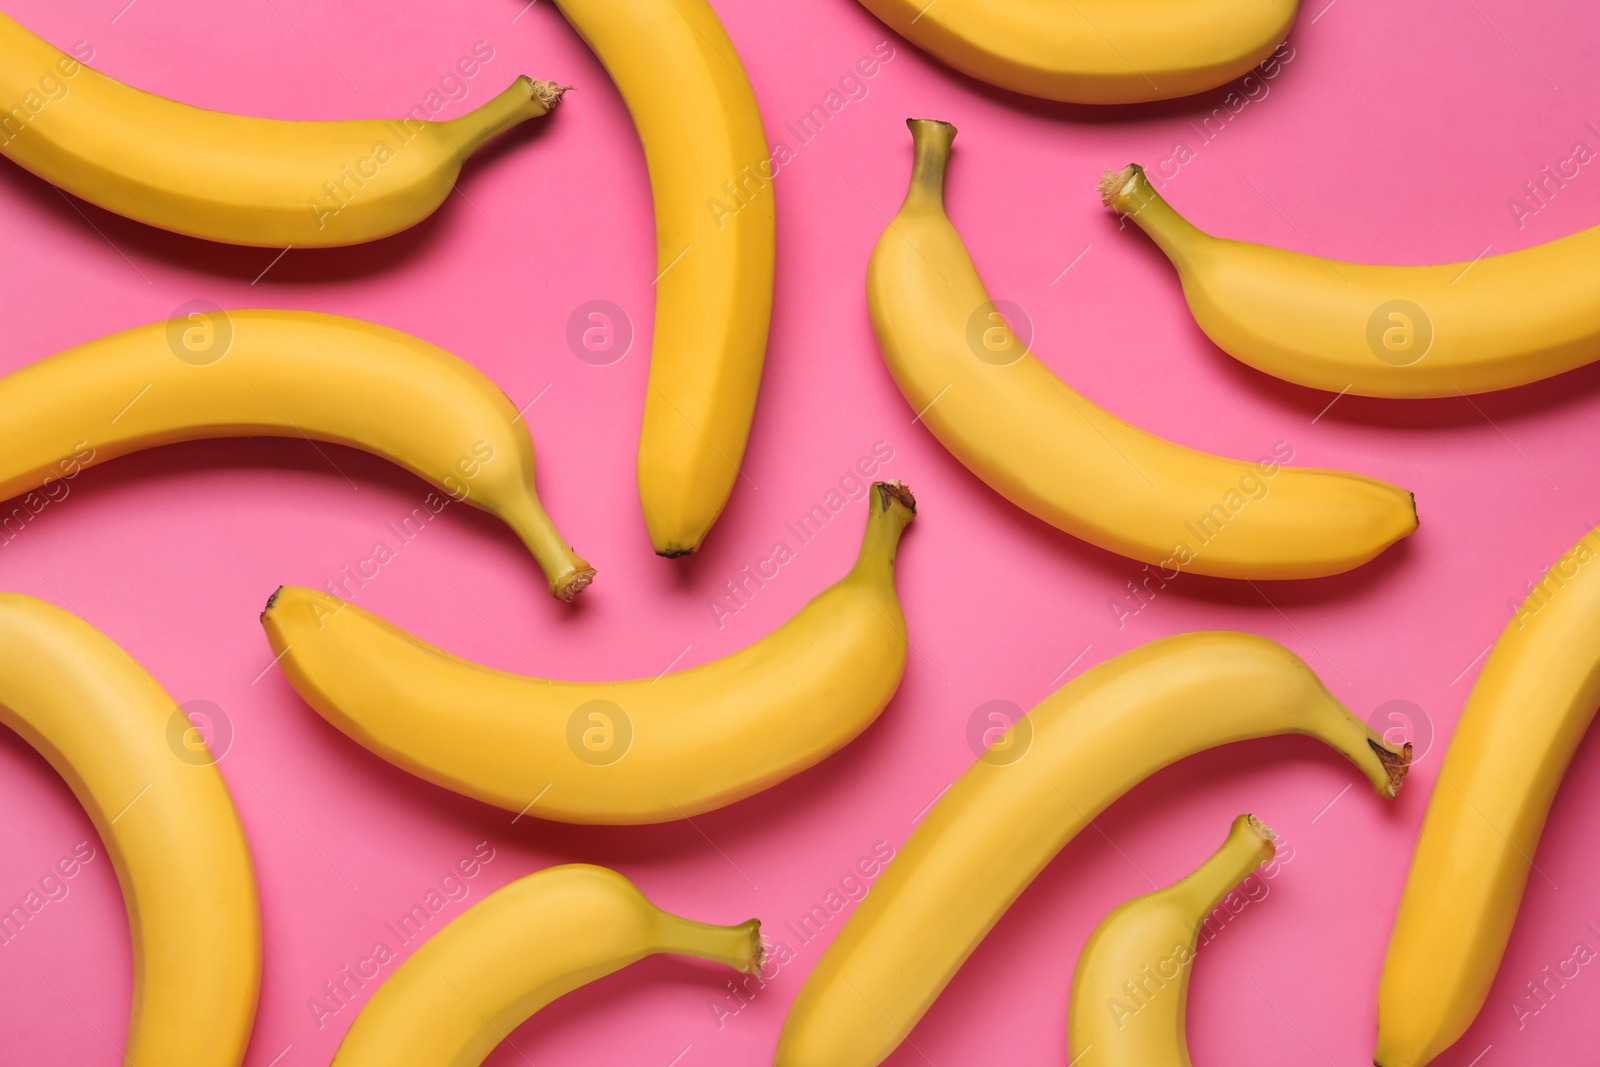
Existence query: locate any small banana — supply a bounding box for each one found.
[1068,815,1278,1067]
[0,12,563,247]
[774,631,1409,1067]
[550,0,773,556]
[0,593,259,1065]
[855,0,1295,104]
[872,120,1416,580]
[261,482,915,824]
[1377,526,1600,1066]
[1102,163,1600,397]
[331,864,761,1066]
[0,309,591,600]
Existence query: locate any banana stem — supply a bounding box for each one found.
[652,913,764,974]
[1097,164,1210,270]
[903,119,957,211]
[443,76,566,158]
[498,494,595,602]
[1172,815,1277,922]
[852,481,918,574]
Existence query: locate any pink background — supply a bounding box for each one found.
[1,0,1598,1063]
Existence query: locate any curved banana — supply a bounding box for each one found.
[332,864,760,1065]
[1101,164,1600,397]
[774,631,1410,1067]
[0,309,592,600]
[0,593,259,1065]
[550,0,773,556]
[1068,814,1277,1067]
[872,120,1416,580]
[1377,526,1600,1066]
[857,0,1294,104]
[0,12,563,247]
[261,482,915,824]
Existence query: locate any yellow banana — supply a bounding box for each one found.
[0,12,562,247]
[0,593,259,1065]
[872,120,1416,580]
[550,0,773,556]
[1068,814,1278,1067]
[1101,164,1600,397]
[855,0,1295,104]
[774,631,1410,1067]
[332,864,760,1066]
[261,482,915,824]
[0,309,592,600]
[1376,526,1600,1066]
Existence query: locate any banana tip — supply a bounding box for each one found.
[528,79,571,108]
[875,480,916,515]
[554,567,595,602]
[1098,164,1141,208]
[1370,738,1413,798]
[261,585,284,619]
[1245,813,1278,842]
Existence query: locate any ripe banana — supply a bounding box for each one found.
[1068,814,1278,1067]
[0,593,259,1065]
[1377,526,1600,1066]
[549,0,773,556]
[856,0,1294,104]
[774,631,1410,1067]
[0,12,563,247]
[872,120,1416,580]
[0,309,592,600]
[261,482,915,824]
[331,864,760,1065]
[1101,164,1600,397]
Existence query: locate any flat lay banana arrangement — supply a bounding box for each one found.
[0,1,1590,1065]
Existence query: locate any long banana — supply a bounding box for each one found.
[1068,814,1278,1067]
[872,120,1416,580]
[0,593,259,1065]
[1376,526,1600,1066]
[0,309,592,600]
[774,631,1410,1067]
[261,481,915,824]
[550,0,773,556]
[1101,164,1600,397]
[331,864,760,1065]
[0,12,562,247]
[856,0,1295,104]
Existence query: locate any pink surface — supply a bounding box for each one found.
[1,0,1598,1064]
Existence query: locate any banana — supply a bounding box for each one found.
[549,0,773,556]
[0,12,563,247]
[1376,526,1600,1066]
[872,120,1416,580]
[855,0,1295,104]
[774,631,1410,1067]
[1068,814,1278,1067]
[0,309,592,600]
[0,593,259,1065]
[260,482,915,824]
[1101,164,1600,397]
[332,864,761,1065]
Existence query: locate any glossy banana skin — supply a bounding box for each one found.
[1377,528,1600,1066]
[774,631,1409,1067]
[0,593,260,1065]
[857,0,1296,104]
[261,482,915,824]
[332,865,761,1066]
[552,0,773,555]
[1068,815,1278,1067]
[0,309,592,600]
[1104,164,1600,397]
[872,120,1416,579]
[0,12,559,247]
